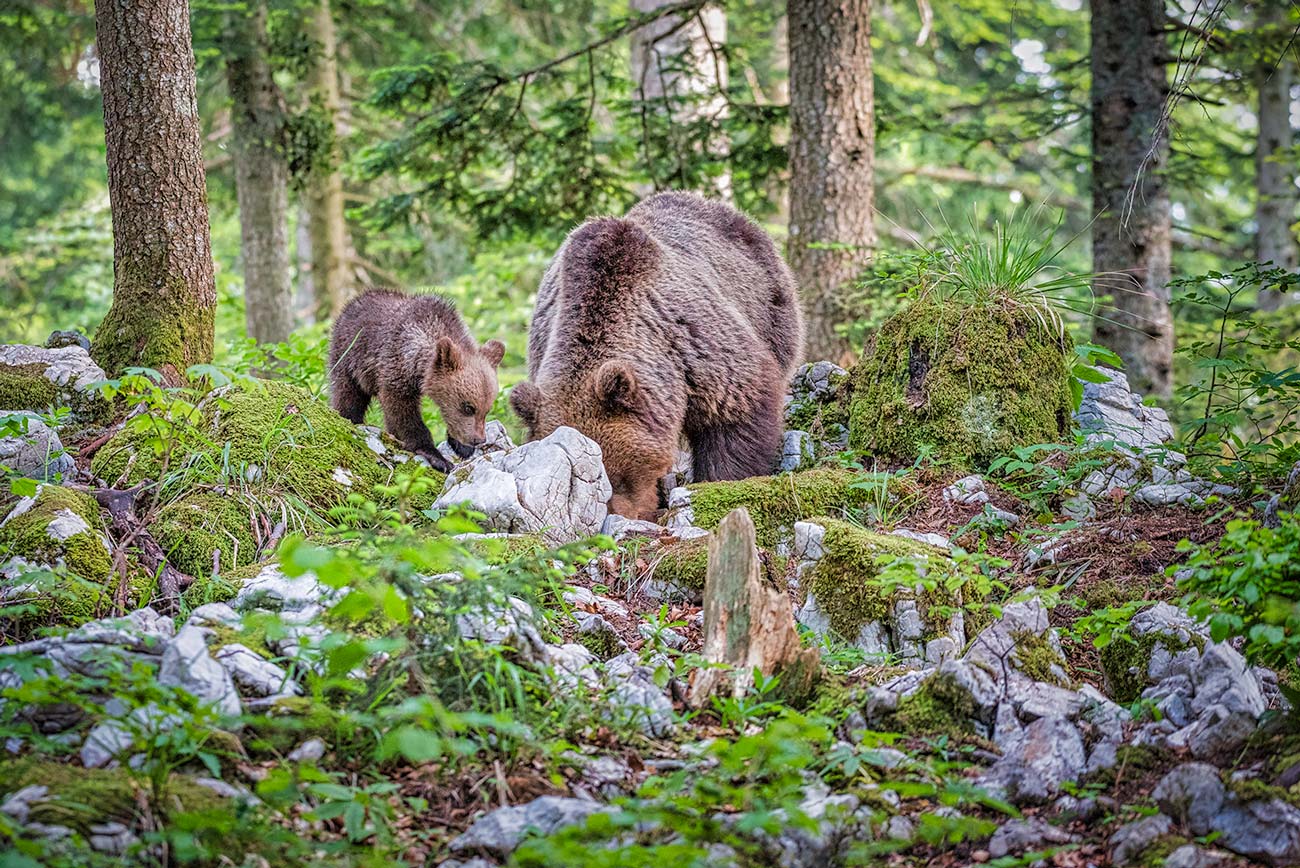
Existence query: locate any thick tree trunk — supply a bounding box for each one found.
[304,0,353,320]
[1090,0,1173,399]
[630,0,730,199]
[91,0,215,384]
[225,0,293,345]
[787,0,876,365]
[1255,5,1298,312]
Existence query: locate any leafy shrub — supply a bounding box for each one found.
[1177,515,1300,673]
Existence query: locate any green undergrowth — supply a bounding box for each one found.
[647,537,710,590]
[682,468,873,548]
[847,294,1073,469]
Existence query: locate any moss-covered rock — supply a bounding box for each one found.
[802,518,950,642]
[0,486,151,629]
[0,345,109,420]
[680,468,873,548]
[0,757,228,836]
[0,362,61,411]
[648,537,710,590]
[846,295,1073,468]
[91,381,445,511]
[153,491,260,578]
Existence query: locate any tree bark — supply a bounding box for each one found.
[1090,0,1173,399]
[91,0,216,384]
[304,0,354,320]
[689,508,820,707]
[225,0,293,344]
[787,0,876,365]
[1255,4,1298,312]
[630,0,731,199]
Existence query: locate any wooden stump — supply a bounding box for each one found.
[689,507,820,707]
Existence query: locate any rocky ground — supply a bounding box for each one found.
[1,337,1299,867]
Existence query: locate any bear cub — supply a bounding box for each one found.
[329,288,504,472]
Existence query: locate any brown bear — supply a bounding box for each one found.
[510,191,803,520]
[329,288,504,473]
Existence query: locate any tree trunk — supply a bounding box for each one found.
[1255,4,1298,312]
[304,0,354,320]
[688,508,820,706]
[787,0,876,365]
[1090,0,1173,399]
[91,0,216,384]
[225,0,293,345]
[630,0,730,199]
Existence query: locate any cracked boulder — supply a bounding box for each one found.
[434,426,612,545]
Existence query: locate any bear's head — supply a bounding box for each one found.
[423,338,505,457]
[510,361,674,520]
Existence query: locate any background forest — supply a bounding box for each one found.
[3,0,1296,431]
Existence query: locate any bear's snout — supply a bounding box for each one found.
[448,437,478,459]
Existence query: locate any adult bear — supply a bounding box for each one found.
[510,191,803,520]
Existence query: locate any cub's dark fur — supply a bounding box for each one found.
[510,191,803,519]
[329,289,504,472]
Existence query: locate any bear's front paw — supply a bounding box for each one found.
[418,449,454,474]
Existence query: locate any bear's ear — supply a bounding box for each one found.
[480,339,505,368]
[432,337,462,373]
[594,361,639,414]
[510,381,542,429]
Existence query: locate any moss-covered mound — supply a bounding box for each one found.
[648,537,710,590]
[0,757,228,837]
[91,381,445,511]
[0,485,111,584]
[0,362,61,411]
[802,518,955,641]
[847,295,1073,468]
[153,491,260,578]
[0,485,142,627]
[682,468,873,548]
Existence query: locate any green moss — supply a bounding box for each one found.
[648,537,710,590]
[846,295,1073,468]
[242,695,353,757]
[0,757,228,835]
[893,679,977,739]
[91,270,213,382]
[0,363,61,411]
[0,485,127,625]
[1012,630,1071,686]
[786,370,851,444]
[1088,743,1167,787]
[683,468,873,549]
[153,491,259,578]
[1098,633,1160,704]
[91,381,446,511]
[464,533,548,566]
[803,518,950,640]
[1134,835,1190,867]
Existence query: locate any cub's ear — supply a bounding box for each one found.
[480,339,506,368]
[594,361,639,413]
[509,381,542,429]
[432,337,462,373]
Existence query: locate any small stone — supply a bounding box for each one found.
[600,513,665,540]
[0,785,49,824]
[779,430,814,472]
[1163,844,1234,868]
[88,820,137,855]
[1153,763,1225,836]
[605,654,674,737]
[1109,814,1174,866]
[214,643,299,698]
[943,475,989,506]
[1134,483,1204,507]
[1060,492,1096,521]
[46,330,90,351]
[0,416,74,480]
[980,716,1086,804]
[889,528,950,549]
[449,796,606,856]
[158,625,242,717]
[288,737,327,763]
[987,817,1075,858]
[1210,797,1300,864]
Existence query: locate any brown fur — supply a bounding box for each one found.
[511,191,804,519]
[329,288,504,472]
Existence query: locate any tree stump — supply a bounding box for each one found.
[689,507,820,707]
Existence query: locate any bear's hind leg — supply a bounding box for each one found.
[332,374,371,423]
[688,407,783,482]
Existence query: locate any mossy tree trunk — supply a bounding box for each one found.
[304,0,355,320]
[787,0,875,365]
[1089,0,1173,399]
[225,0,293,345]
[1255,2,1298,312]
[92,0,215,384]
